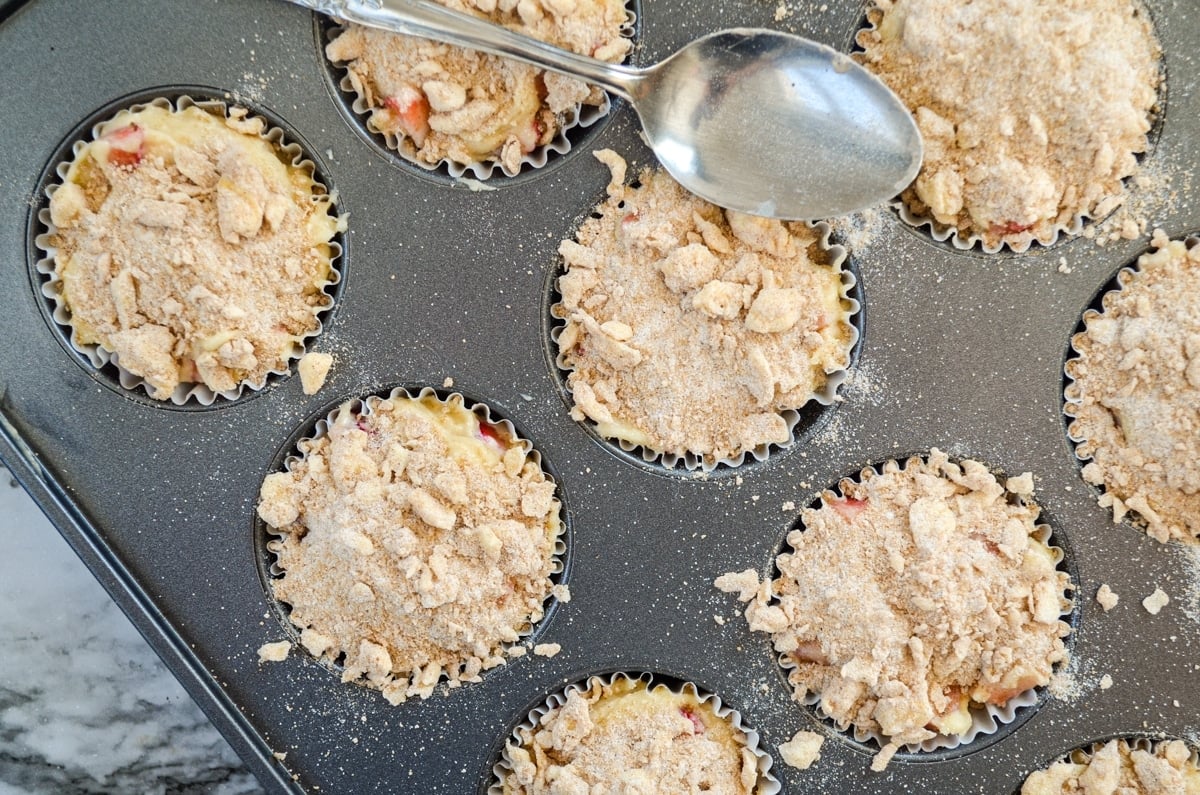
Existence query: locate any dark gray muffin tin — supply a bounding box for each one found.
[1,0,1197,792]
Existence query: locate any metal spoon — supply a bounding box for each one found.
[298,0,923,220]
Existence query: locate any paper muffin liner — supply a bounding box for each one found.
[319,5,636,181]
[33,93,344,406]
[1063,235,1200,541]
[852,4,1161,255]
[550,220,860,473]
[1022,735,1200,790]
[489,671,781,794]
[260,385,567,693]
[774,453,1074,758]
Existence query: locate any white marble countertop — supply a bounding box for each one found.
[0,469,264,794]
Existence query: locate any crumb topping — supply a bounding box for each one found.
[857,0,1161,250]
[1021,739,1200,794]
[325,0,630,174]
[47,104,341,400]
[717,450,1070,767]
[1067,237,1200,543]
[555,151,855,465]
[257,392,561,704]
[501,678,760,794]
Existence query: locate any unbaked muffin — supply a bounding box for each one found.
[554,150,857,469]
[498,676,768,794]
[44,100,342,402]
[324,0,631,176]
[856,0,1161,251]
[1022,738,1200,794]
[1066,232,1200,544]
[717,450,1071,769]
[257,389,563,704]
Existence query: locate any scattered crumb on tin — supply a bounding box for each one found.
[1099,674,1113,690]
[1096,584,1119,612]
[778,730,824,770]
[534,642,561,658]
[1143,588,1170,615]
[258,640,291,663]
[552,583,571,603]
[298,352,333,395]
[442,376,454,388]
[714,614,726,626]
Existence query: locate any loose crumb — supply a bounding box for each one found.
[714,614,726,626]
[534,643,561,658]
[442,376,454,388]
[298,351,333,395]
[778,730,824,770]
[1143,588,1170,615]
[257,640,291,663]
[1099,674,1113,690]
[1096,584,1119,612]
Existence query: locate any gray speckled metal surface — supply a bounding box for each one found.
[1,0,1198,792]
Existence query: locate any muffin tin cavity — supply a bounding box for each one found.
[29,86,346,410]
[313,2,639,185]
[254,385,570,698]
[756,452,1080,765]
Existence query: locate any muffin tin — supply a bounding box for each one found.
[1,0,1198,792]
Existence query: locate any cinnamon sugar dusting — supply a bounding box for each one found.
[257,391,561,704]
[47,103,342,401]
[717,450,1071,768]
[857,0,1161,251]
[554,150,855,466]
[500,678,760,794]
[1066,235,1200,544]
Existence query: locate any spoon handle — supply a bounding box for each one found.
[293,0,643,100]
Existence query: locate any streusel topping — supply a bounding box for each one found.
[1067,234,1200,544]
[857,0,1161,250]
[258,392,561,704]
[326,0,630,174]
[1022,739,1200,795]
[502,678,760,794]
[717,450,1070,769]
[47,103,341,400]
[555,151,855,466]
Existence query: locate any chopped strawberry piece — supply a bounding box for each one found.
[478,422,506,448]
[383,88,430,147]
[829,497,867,522]
[355,417,374,434]
[103,123,145,168]
[791,639,828,665]
[991,220,1033,236]
[679,706,705,735]
[517,119,544,153]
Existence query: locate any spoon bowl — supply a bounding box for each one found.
[297,0,923,220]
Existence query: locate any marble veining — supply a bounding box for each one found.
[0,471,263,794]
